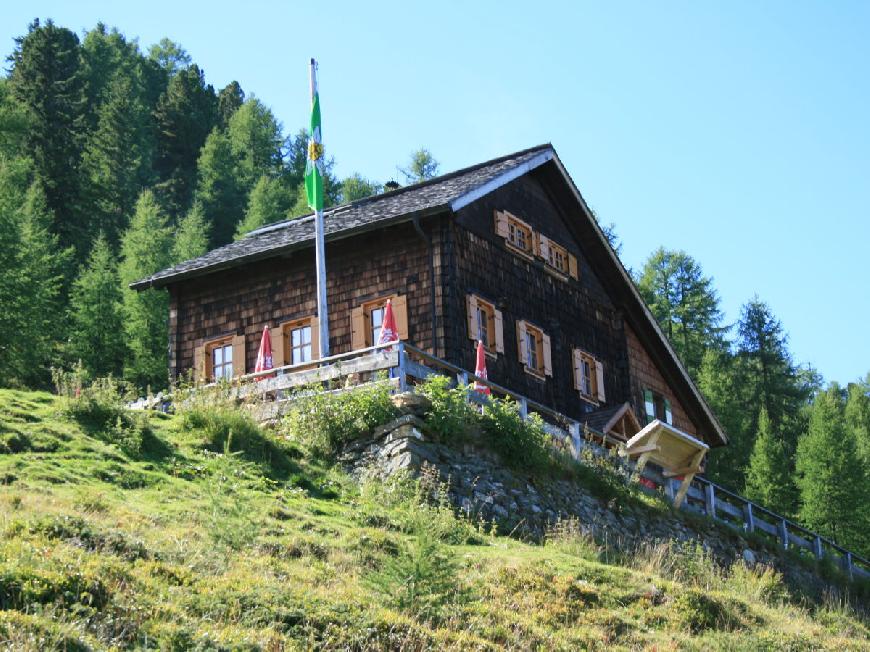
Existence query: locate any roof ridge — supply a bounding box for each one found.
[245,143,553,238]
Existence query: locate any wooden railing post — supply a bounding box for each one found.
[743,503,755,533]
[664,477,676,501]
[778,519,789,549]
[396,342,408,392]
[569,421,581,459]
[843,552,854,580]
[704,483,716,518]
[813,536,823,560]
[518,397,528,421]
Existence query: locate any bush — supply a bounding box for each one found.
[670,589,736,633]
[178,386,292,473]
[281,380,398,457]
[544,517,601,562]
[725,561,789,606]
[416,375,475,442]
[52,367,148,455]
[479,396,551,473]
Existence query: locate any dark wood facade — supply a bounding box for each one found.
[154,147,721,446]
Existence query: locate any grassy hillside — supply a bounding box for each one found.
[0,386,867,651]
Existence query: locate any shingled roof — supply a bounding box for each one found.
[130,144,554,290]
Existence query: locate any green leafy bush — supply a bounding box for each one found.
[281,380,398,457]
[52,367,149,454]
[670,590,735,633]
[416,375,475,442]
[479,396,551,473]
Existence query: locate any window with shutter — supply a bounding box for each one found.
[276,316,319,367]
[495,210,534,257]
[518,320,547,378]
[356,295,409,347]
[203,335,242,381]
[643,389,672,425]
[466,293,502,355]
[574,349,603,402]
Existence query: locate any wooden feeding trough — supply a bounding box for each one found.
[621,420,709,508]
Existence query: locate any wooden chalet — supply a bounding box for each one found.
[132,144,727,449]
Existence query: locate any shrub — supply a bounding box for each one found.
[725,561,789,606]
[281,380,398,457]
[479,396,551,473]
[670,589,735,633]
[52,367,148,454]
[544,517,601,562]
[632,540,724,591]
[416,375,475,442]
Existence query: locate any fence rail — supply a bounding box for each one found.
[218,342,870,580]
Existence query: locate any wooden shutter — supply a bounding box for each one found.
[536,233,550,260]
[494,210,509,238]
[644,389,655,424]
[568,254,579,280]
[351,306,366,349]
[466,294,478,341]
[542,333,552,377]
[393,295,409,340]
[270,326,285,367]
[515,320,528,365]
[572,349,582,390]
[310,317,320,360]
[493,309,504,353]
[231,334,246,378]
[595,359,606,402]
[193,345,205,383]
[664,398,673,425]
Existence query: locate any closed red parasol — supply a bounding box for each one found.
[254,325,274,380]
[474,340,490,395]
[377,299,399,349]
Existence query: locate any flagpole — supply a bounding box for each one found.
[310,58,330,358]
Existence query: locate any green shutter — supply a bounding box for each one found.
[643,389,655,424]
[664,398,673,425]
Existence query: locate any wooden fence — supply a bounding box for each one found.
[224,341,870,580]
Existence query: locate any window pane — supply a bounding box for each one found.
[213,347,222,366]
[300,326,311,346]
[291,328,301,347]
[302,344,311,362]
[476,307,487,345]
[223,345,232,363]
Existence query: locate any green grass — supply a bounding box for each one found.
[0,387,867,650]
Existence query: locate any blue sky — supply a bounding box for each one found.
[4,1,868,384]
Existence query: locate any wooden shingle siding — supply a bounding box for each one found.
[170,220,442,380]
[625,323,698,436]
[445,172,632,423]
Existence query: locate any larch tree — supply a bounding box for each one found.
[217,81,244,128]
[67,235,125,378]
[193,128,244,247]
[147,38,191,77]
[119,190,173,391]
[744,407,797,516]
[173,200,211,262]
[636,248,726,378]
[235,175,294,239]
[340,173,381,203]
[845,378,870,467]
[795,386,867,552]
[400,148,439,184]
[227,98,283,193]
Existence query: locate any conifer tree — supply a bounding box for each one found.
[400,148,439,183]
[637,248,726,377]
[194,128,244,247]
[0,157,70,387]
[234,175,294,239]
[227,98,283,192]
[68,235,125,377]
[152,64,217,218]
[340,173,381,203]
[845,378,870,467]
[795,386,866,551]
[744,407,797,515]
[174,201,210,262]
[8,19,87,258]
[119,191,173,390]
[217,81,244,128]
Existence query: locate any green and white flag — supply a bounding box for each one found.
[305,64,325,212]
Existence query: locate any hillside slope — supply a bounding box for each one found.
[0,388,867,651]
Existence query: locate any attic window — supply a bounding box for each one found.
[536,234,579,280]
[494,210,534,257]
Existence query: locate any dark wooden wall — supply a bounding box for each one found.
[442,171,633,423]
[168,220,442,380]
